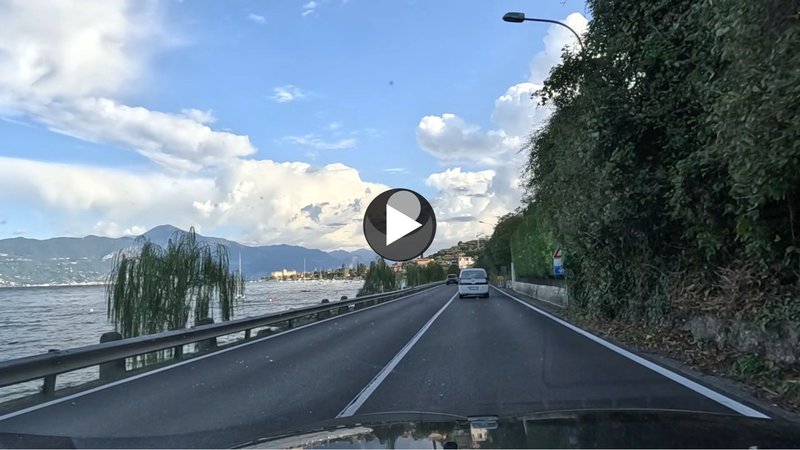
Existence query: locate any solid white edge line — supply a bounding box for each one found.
[337,292,458,418]
[0,284,446,423]
[491,286,771,419]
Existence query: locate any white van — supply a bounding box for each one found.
[457,268,489,298]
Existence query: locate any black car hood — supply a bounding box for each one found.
[239,409,800,449]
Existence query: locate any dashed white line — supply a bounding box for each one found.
[337,292,457,418]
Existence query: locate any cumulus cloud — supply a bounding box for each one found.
[185,160,388,248]
[417,114,523,166]
[529,13,589,83]
[491,83,550,137]
[0,156,387,249]
[0,0,160,101]
[419,13,588,248]
[270,85,309,103]
[0,1,589,252]
[0,0,256,173]
[92,222,148,237]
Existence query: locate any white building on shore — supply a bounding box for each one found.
[270,269,298,280]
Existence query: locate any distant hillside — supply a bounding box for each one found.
[428,239,482,264]
[0,225,377,286]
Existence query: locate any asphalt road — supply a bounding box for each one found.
[0,285,765,448]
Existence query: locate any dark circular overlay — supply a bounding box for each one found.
[363,188,437,261]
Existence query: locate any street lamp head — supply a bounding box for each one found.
[502,12,526,23]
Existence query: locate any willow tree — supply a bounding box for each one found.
[106,227,243,339]
[357,258,396,296]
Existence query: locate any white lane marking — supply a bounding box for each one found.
[491,286,770,419]
[337,293,457,418]
[0,285,447,423]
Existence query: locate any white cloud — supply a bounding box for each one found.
[0,0,161,101]
[0,156,387,249]
[270,85,309,103]
[0,1,589,253]
[417,113,524,166]
[491,83,550,137]
[425,168,505,248]
[303,1,317,9]
[326,121,342,131]
[280,134,357,150]
[0,0,254,173]
[28,98,255,172]
[92,222,147,237]
[301,1,317,16]
[247,13,266,24]
[180,108,216,124]
[418,13,588,249]
[383,168,408,174]
[529,13,588,83]
[0,156,214,228]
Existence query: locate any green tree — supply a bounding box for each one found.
[447,264,460,275]
[475,213,523,277]
[106,227,243,339]
[510,205,558,279]
[358,258,396,296]
[405,263,420,287]
[516,0,800,322]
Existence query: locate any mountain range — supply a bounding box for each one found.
[0,225,377,286]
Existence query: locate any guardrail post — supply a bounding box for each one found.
[41,349,58,395]
[99,332,126,381]
[245,329,251,340]
[317,299,331,319]
[338,305,349,315]
[196,318,217,351]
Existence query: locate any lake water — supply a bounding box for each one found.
[0,280,362,402]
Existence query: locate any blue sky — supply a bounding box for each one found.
[0,0,588,251]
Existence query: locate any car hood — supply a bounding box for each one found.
[239,409,800,449]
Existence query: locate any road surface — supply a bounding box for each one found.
[0,285,765,447]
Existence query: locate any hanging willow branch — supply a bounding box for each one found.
[106,227,243,338]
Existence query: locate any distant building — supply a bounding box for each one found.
[416,258,434,267]
[458,256,475,269]
[391,262,404,273]
[270,269,297,280]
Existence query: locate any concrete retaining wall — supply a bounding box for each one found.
[508,280,569,308]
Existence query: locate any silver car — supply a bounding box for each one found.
[458,268,489,298]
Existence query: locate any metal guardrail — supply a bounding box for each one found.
[0,282,444,393]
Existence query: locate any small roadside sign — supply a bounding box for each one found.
[553,248,563,276]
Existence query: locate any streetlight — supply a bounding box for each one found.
[502,11,584,50]
[476,232,486,250]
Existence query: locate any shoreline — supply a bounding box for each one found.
[0,282,109,289]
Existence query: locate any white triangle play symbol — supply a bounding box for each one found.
[386,204,423,246]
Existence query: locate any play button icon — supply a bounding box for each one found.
[363,188,436,261]
[386,204,422,246]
